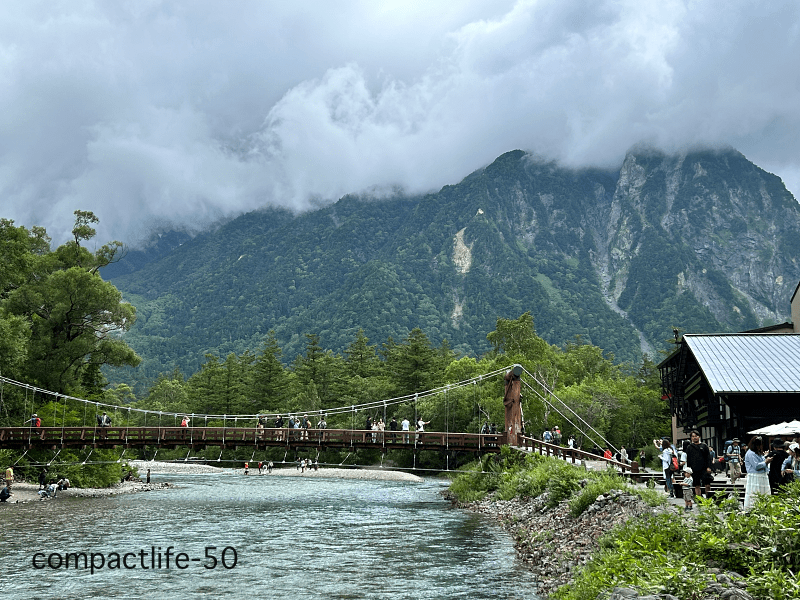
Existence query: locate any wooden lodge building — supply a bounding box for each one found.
[658,281,800,451]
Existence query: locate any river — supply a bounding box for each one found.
[0,473,540,599]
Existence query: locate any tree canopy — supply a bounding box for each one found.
[0,211,141,394]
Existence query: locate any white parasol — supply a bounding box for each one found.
[748,420,800,436]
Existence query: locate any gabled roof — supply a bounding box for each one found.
[683,334,800,394]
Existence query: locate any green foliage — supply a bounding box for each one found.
[7,448,135,489]
[0,211,141,394]
[556,481,800,600]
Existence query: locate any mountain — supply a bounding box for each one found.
[104,146,800,389]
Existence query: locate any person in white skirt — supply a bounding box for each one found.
[743,435,773,511]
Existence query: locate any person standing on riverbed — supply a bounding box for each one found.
[5,465,13,491]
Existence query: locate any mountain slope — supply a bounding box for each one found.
[106,146,800,388]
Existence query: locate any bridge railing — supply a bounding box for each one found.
[518,435,639,475]
[0,426,507,452]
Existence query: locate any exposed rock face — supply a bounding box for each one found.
[597,149,800,330]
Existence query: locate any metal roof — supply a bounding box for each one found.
[683,334,800,394]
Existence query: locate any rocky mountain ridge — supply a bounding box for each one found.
[105,146,800,386]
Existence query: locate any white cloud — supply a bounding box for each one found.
[1,0,799,245]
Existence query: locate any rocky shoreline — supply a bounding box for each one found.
[447,488,755,600]
[2,480,173,504]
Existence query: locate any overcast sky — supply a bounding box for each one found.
[2,1,799,246]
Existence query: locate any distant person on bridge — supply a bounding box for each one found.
[97,412,111,428]
[275,415,284,441]
[181,416,190,427]
[416,418,430,443]
[27,413,41,427]
[389,417,398,442]
[401,417,410,443]
[553,427,562,446]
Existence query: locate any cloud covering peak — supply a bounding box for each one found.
[2,1,799,245]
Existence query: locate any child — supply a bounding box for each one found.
[682,466,695,512]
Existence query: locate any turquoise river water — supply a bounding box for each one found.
[0,472,540,599]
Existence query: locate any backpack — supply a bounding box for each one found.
[543,431,552,442]
[669,453,679,473]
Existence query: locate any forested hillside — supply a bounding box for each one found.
[104,146,800,390]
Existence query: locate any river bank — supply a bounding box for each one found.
[457,490,759,600]
[452,488,671,598]
[1,480,172,504]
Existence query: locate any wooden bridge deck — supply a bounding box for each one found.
[0,426,504,453]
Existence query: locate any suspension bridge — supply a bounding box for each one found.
[0,365,632,472]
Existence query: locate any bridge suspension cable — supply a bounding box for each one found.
[519,366,619,455]
[0,367,512,424]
